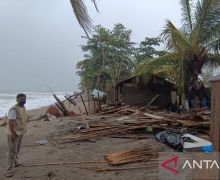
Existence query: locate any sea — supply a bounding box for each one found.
[0,92,69,117]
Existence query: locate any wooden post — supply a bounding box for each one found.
[107,91,109,111]
[209,74,220,180]
[210,74,220,151]
[80,95,89,116]
[98,92,101,111]
[87,90,91,113]
[53,94,69,116]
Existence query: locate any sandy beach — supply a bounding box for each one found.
[0,103,168,180]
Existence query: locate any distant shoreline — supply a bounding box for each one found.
[0,92,70,117]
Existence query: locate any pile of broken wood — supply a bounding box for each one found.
[23,106,211,172]
[52,106,210,144]
[46,92,88,118]
[105,145,157,166]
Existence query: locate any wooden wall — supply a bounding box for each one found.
[210,81,220,152]
[119,82,173,108]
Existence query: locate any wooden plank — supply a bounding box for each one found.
[176,120,210,126]
[24,160,107,167]
[80,95,89,116]
[96,107,127,115]
[90,164,157,172]
[55,103,65,114]
[143,112,164,120]
[147,95,160,106]
[65,96,76,106]
[53,94,69,116]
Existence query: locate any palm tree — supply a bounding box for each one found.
[136,0,220,105]
[70,0,98,36]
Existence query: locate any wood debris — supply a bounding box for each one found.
[0,118,7,127]
[147,94,160,108]
[105,146,158,166]
[53,124,148,143]
[24,160,107,167]
[46,105,62,117]
[96,106,128,115]
[84,164,157,172]
[53,94,69,116]
[51,105,210,143]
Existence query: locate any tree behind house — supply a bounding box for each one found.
[77,24,135,103]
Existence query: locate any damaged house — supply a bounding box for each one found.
[116,74,177,109]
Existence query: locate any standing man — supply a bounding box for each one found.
[5,93,28,177]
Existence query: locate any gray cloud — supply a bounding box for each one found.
[0,0,181,92]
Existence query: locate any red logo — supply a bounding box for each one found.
[161,155,179,174]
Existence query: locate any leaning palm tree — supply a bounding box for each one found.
[136,0,220,105]
[70,0,99,36]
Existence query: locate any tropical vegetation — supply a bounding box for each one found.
[135,0,220,105]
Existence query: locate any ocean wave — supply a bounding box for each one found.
[0,92,69,117]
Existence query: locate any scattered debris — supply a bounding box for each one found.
[147,94,160,108]
[53,94,69,116]
[183,133,212,149]
[155,129,184,151]
[35,139,49,145]
[46,113,57,122]
[105,146,157,166]
[80,94,89,116]
[10,99,211,177]
[92,89,105,99]
[96,106,128,115]
[0,118,7,127]
[46,105,62,117]
[51,105,210,145]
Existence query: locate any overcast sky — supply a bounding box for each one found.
[0,0,181,92]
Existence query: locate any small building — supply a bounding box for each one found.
[116,75,177,109]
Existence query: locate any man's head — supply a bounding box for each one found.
[16,93,26,107]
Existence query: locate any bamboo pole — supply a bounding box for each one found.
[88,164,158,172]
[24,160,107,167]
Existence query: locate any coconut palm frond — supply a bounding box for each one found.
[194,0,220,44]
[180,0,193,33]
[206,37,220,53]
[135,53,179,76]
[133,0,220,102]
[153,64,179,83]
[70,0,99,37]
[91,0,99,12]
[205,54,220,67]
[161,20,193,56]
